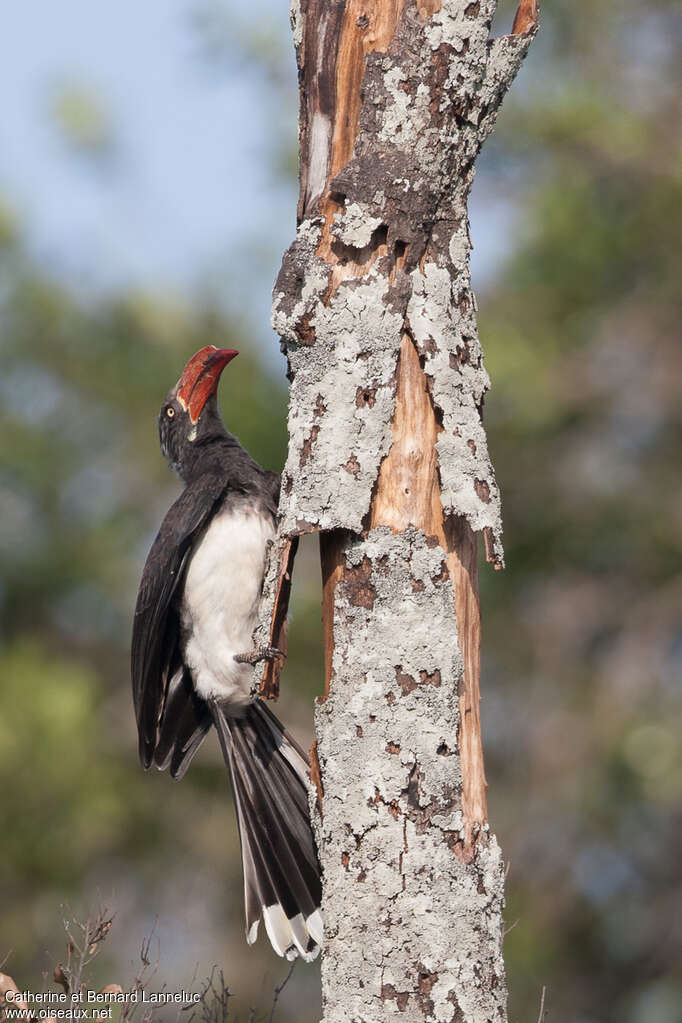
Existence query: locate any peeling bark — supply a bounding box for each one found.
[256,1,537,1019]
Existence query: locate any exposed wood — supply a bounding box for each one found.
[483,524,503,569]
[512,0,539,35]
[446,516,487,859]
[259,536,298,700]
[416,0,442,16]
[369,334,441,534]
[309,1,405,289]
[298,0,406,221]
[330,0,406,183]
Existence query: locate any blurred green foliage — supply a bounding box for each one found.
[477,2,682,1019]
[0,220,306,1014]
[1,1,681,1022]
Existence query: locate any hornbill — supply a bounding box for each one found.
[131,346,322,961]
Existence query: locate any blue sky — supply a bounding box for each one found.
[2,0,517,343]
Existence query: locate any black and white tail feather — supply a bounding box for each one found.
[210,699,323,962]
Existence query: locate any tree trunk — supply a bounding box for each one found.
[255,1,537,1019]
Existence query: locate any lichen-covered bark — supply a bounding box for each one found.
[258,1,537,1020]
[273,0,534,563]
[316,528,507,1022]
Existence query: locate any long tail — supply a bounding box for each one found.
[209,698,323,962]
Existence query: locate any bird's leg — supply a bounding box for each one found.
[233,645,285,666]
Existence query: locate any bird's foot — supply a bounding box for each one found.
[234,645,285,667]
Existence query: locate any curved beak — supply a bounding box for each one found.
[176,346,239,422]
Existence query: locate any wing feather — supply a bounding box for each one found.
[131,475,227,767]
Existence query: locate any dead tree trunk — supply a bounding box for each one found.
[254,1,537,1019]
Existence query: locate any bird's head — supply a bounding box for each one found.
[159,346,238,475]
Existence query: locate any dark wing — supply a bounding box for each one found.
[131,475,227,769]
[153,663,213,779]
[263,470,281,516]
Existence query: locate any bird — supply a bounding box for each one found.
[131,345,322,962]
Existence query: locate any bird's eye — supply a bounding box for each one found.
[166,406,175,418]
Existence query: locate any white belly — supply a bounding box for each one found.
[180,501,275,710]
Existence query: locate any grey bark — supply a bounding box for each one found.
[253,2,537,1020]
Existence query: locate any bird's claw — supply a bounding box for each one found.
[234,645,285,667]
